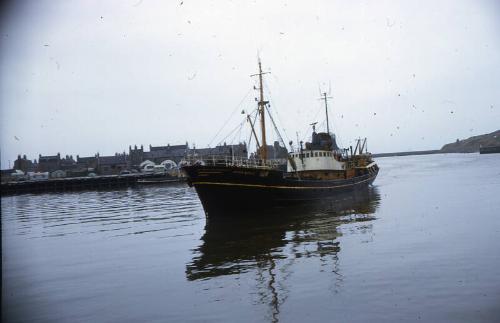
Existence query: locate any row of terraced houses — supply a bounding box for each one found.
[9,141,287,177]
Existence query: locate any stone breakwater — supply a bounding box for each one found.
[1,173,185,195]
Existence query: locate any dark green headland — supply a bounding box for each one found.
[373,129,500,158]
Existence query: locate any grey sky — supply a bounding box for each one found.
[1,0,499,168]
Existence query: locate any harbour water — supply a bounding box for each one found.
[2,153,500,322]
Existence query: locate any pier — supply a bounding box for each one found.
[1,173,185,195]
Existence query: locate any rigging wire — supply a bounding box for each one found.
[233,108,256,146]
[216,117,247,147]
[319,91,345,149]
[230,120,245,146]
[298,99,323,143]
[208,87,253,148]
[265,105,288,151]
[262,79,291,147]
[299,97,346,149]
[247,109,259,151]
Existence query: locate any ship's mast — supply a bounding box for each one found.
[252,59,269,161]
[321,92,332,134]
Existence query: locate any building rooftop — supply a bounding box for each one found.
[98,155,128,166]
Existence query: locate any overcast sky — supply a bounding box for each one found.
[1,0,499,168]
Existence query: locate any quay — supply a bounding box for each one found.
[1,173,185,195]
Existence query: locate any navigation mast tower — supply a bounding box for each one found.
[320,92,333,134]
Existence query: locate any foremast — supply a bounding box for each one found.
[252,59,270,161]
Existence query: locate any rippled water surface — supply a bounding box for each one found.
[2,154,500,322]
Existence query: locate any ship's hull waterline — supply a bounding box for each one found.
[182,165,378,216]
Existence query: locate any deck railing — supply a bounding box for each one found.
[182,154,284,169]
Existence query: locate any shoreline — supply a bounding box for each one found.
[372,150,442,158]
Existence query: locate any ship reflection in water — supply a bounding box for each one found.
[3,154,500,323]
[186,187,380,321]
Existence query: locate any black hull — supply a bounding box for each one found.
[182,165,378,216]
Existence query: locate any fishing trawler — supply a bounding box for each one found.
[182,60,379,216]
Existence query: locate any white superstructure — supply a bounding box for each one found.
[287,150,345,172]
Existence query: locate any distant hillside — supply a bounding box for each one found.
[441,130,500,153]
